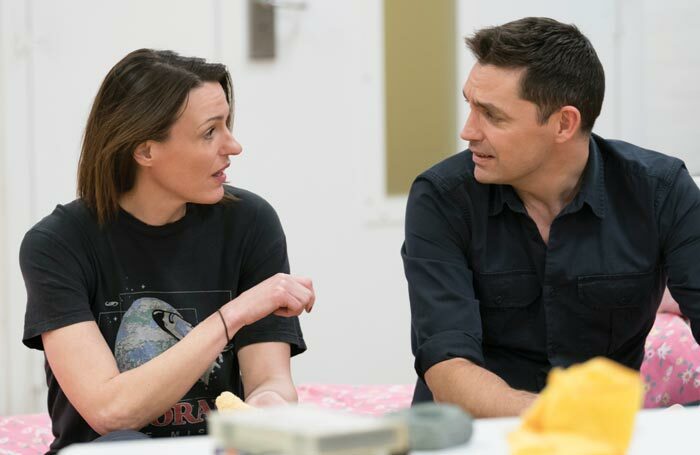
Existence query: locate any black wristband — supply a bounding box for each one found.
[216,309,231,343]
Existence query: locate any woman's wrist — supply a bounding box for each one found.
[219,304,246,339]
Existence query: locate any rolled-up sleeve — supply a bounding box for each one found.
[659,166,700,343]
[402,176,484,380]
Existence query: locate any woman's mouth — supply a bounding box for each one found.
[212,170,226,184]
[212,164,229,183]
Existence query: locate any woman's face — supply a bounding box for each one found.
[145,81,242,205]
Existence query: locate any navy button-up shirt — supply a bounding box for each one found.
[402,134,700,402]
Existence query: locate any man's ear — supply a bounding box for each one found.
[133,141,153,167]
[553,106,582,143]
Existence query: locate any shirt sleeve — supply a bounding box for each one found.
[233,197,306,356]
[20,228,95,350]
[402,176,484,382]
[658,166,700,344]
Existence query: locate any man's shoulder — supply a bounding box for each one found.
[595,134,684,185]
[416,150,477,193]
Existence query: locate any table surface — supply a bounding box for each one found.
[60,407,699,454]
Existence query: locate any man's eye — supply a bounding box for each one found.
[484,111,500,122]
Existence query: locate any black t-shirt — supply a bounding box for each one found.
[20,186,306,454]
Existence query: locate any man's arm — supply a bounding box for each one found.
[403,175,534,417]
[426,358,536,418]
[659,166,700,341]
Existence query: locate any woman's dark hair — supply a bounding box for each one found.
[466,17,605,133]
[77,48,234,224]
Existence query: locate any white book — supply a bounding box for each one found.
[207,405,409,455]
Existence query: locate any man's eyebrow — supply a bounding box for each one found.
[462,90,510,118]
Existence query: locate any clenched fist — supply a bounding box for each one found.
[224,273,315,327]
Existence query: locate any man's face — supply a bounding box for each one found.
[461,63,557,186]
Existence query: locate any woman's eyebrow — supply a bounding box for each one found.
[198,115,226,128]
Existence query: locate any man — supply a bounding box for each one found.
[402,17,700,417]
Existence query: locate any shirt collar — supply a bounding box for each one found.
[488,184,525,216]
[487,136,607,219]
[566,135,607,219]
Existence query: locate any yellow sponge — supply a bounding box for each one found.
[509,357,643,455]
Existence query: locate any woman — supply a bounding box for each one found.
[19,49,314,454]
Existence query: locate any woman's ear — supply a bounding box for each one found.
[553,106,582,143]
[133,142,153,167]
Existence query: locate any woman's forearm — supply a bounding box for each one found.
[45,306,243,434]
[98,311,242,431]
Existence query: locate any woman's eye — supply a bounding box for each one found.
[204,127,215,139]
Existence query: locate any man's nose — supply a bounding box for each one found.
[460,111,483,142]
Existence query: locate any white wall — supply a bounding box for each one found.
[633,0,700,172]
[0,0,46,415]
[0,0,7,415]
[1,0,699,415]
[217,1,413,388]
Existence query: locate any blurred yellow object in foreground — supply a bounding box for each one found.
[215,391,252,412]
[509,357,643,455]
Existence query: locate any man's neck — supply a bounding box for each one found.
[514,137,590,225]
[118,176,186,226]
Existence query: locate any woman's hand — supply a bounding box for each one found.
[228,273,315,326]
[246,390,290,407]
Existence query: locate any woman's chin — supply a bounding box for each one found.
[192,187,225,205]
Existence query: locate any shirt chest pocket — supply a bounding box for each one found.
[577,271,656,355]
[577,272,655,309]
[474,271,541,345]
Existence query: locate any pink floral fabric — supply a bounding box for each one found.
[297,383,414,415]
[0,413,52,455]
[641,312,700,408]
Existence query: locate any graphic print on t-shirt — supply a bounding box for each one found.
[114,297,225,385]
[97,290,234,437]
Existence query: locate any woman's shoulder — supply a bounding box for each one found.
[27,199,98,239]
[221,185,279,217]
[20,199,99,266]
[212,186,284,234]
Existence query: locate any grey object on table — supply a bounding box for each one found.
[387,403,473,451]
